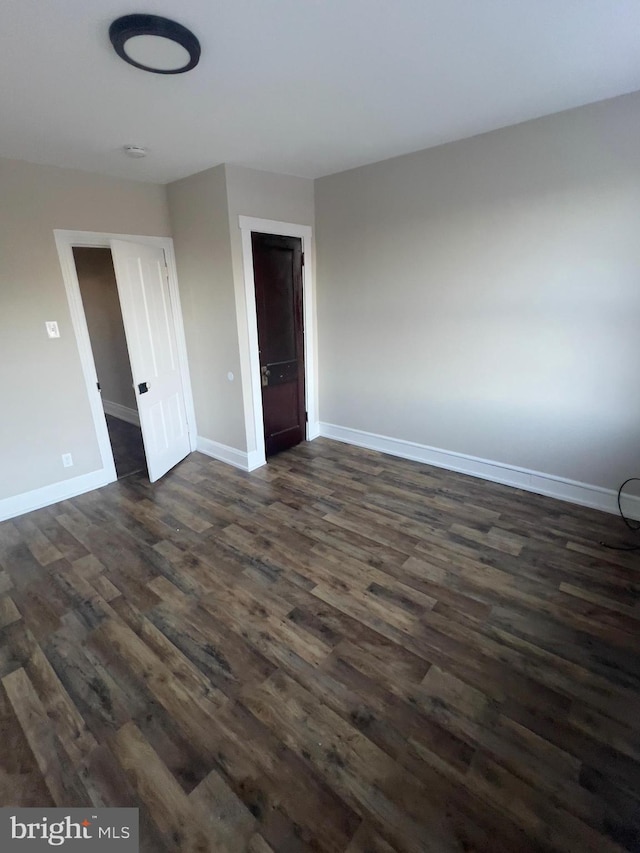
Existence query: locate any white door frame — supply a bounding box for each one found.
[238,216,319,467]
[54,229,197,486]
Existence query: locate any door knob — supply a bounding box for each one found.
[138,381,149,394]
[260,365,270,387]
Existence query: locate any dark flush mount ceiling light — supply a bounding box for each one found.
[109,14,200,74]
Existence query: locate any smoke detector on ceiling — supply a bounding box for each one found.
[123,145,148,158]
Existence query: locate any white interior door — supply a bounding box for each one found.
[110,239,191,482]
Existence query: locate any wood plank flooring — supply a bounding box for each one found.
[105,413,147,479]
[1,439,639,852]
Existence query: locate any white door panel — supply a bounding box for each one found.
[110,239,191,482]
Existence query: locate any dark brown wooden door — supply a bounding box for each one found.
[252,232,306,457]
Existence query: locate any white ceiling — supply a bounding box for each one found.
[1,0,639,184]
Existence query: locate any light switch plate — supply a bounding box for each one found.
[46,321,60,338]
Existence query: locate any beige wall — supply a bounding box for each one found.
[225,165,315,455]
[73,247,136,412]
[167,165,246,450]
[0,158,170,501]
[167,163,314,455]
[315,92,640,490]
[225,164,316,231]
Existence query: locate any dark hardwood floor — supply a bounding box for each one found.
[0,439,639,852]
[105,413,147,479]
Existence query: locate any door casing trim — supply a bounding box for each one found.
[238,216,318,467]
[54,229,198,487]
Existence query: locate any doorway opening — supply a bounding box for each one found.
[55,229,197,490]
[238,216,319,470]
[72,247,147,479]
[251,232,306,457]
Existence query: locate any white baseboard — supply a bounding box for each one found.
[0,469,113,523]
[319,422,640,520]
[246,449,267,471]
[307,422,321,441]
[196,436,266,472]
[103,400,140,427]
[2,426,635,524]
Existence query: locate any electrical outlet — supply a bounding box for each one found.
[62,453,73,468]
[46,321,60,338]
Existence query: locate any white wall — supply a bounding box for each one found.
[0,158,170,503]
[315,92,640,492]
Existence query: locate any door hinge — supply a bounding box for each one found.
[305,411,308,423]
[301,252,305,267]
[96,381,101,392]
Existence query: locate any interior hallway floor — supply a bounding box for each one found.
[0,439,639,852]
[105,413,147,479]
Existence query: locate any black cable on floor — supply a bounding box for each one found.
[600,477,640,552]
